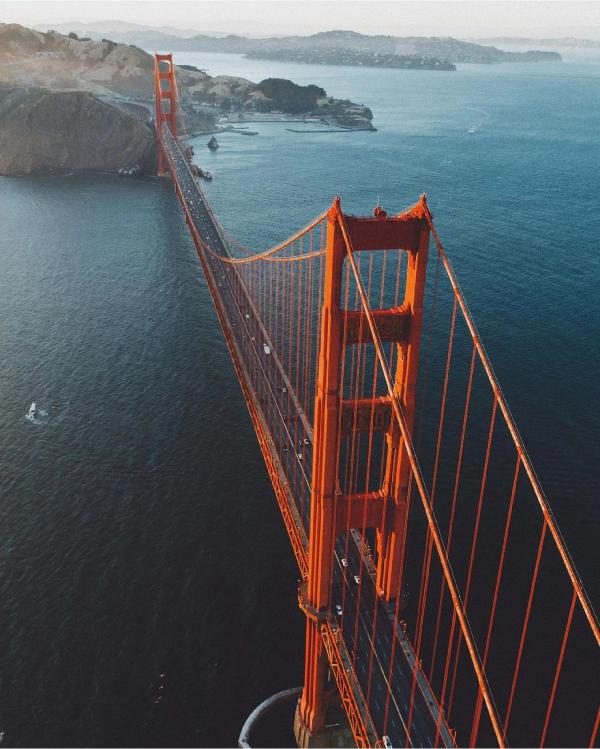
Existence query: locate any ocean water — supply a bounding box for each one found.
[0,54,599,746]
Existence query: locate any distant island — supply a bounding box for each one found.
[246,48,457,71]
[0,23,374,177]
[237,30,561,66]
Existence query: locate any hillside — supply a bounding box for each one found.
[0,23,156,98]
[0,23,216,134]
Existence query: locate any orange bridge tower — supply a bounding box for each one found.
[154,53,177,176]
[295,197,431,746]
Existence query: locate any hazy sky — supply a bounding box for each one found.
[2,0,600,39]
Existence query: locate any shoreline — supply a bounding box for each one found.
[286,126,376,133]
[185,117,376,138]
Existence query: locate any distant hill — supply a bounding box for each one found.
[475,36,600,49]
[35,19,205,39]
[0,23,157,98]
[41,24,562,65]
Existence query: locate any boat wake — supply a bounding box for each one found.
[466,107,491,134]
[25,401,48,424]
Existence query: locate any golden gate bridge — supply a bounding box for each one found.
[154,54,599,748]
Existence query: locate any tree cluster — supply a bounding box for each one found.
[255,78,326,114]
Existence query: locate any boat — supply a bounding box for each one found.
[207,136,219,151]
[28,402,36,418]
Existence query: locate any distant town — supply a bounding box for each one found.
[245,48,457,70]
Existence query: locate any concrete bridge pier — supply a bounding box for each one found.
[294,695,355,748]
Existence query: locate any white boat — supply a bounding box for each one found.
[28,402,36,417]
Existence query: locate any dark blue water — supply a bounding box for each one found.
[1,55,598,746]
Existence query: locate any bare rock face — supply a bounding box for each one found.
[0,86,157,176]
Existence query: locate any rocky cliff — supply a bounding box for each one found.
[0,86,156,176]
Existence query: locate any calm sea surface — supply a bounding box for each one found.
[0,54,599,746]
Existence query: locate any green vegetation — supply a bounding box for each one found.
[256,78,326,114]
